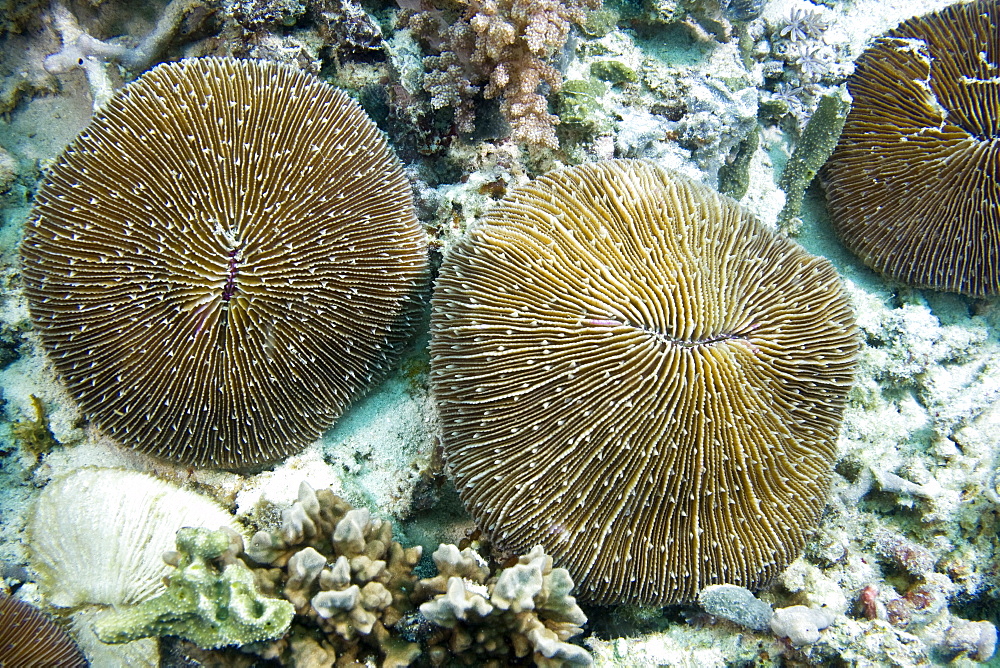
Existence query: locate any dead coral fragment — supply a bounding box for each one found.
[247,482,423,666]
[419,544,592,667]
[823,0,1000,296]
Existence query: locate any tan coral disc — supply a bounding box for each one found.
[431,160,859,605]
[823,0,1000,297]
[20,57,428,468]
[0,594,87,667]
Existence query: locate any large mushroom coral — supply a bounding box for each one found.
[431,160,859,605]
[20,57,428,468]
[822,0,1000,297]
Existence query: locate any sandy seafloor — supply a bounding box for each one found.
[0,0,998,666]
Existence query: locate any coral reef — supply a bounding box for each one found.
[418,544,592,666]
[95,527,294,649]
[1,0,999,666]
[407,0,599,149]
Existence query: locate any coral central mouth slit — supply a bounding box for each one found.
[583,315,755,349]
[222,246,241,302]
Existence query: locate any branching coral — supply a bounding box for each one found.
[43,0,212,108]
[241,482,593,666]
[408,0,599,149]
[246,482,424,665]
[417,544,593,666]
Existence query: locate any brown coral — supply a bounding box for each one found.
[411,0,599,149]
[430,159,859,605]
[20,57,428,469]
[418,544,592,666]
[246,482,424,666]
[822,0,1000,297]
[0,593,87,667]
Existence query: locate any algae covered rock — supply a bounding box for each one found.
[94,527,294,649]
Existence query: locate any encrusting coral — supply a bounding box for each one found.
[417,544,592,666]
[95,527,294,649]
[407,0,599,149]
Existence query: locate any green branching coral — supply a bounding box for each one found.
[417,544,593,667]
[94,527,294,649]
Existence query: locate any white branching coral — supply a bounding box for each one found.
[418,544,592,667]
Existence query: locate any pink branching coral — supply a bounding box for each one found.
[407,0,599,149]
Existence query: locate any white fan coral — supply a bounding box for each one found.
[29,468,241,609]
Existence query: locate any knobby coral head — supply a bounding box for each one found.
[823,0,1000,297]
[431,159,859,605]
[20,57,428,469]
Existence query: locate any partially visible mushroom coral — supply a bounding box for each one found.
[0,593,87,667]
[823,0,1000,296]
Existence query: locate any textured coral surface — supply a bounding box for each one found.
[0,0,998,665]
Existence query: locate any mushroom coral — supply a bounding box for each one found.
[20,57,428,469]
[431,160,859,605]
[822,0,1000,297]
[0,594,86,667]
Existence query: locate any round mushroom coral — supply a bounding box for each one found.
[431,160,858,605]
[20,57,428,469]
[822,0,1000,297]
